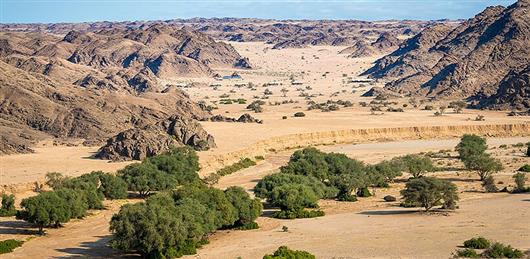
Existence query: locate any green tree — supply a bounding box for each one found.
[0,193,16,217]
[99,173,128,199]
[400,177,459,211]
[465,154,503,181]
[61,177,104,209]
[55,188,88,219]
[118,162,175,198]
[224,186,262,227]
[456,134,487,161]
[17,191,71,234]
[269,184,320,212]
[255,173,337,201]
[398,154,435,178]
[146,147,200,185]
[482,175,498,193]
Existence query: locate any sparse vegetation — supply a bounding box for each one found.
[217,158,257,176]
[263,246,316,259]
[400,177,458,211]
[0,239,23,254]
[0,193,16,217]
[463,237,490,249]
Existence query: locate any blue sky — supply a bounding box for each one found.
[0,0,517,23]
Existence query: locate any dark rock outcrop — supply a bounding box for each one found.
[96,115,216,161]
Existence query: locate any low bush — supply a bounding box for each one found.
[233,221,259,230]
[356,187,372,197]
[454,248,480,258]
[518,164,530,172]
[263,246,316,259]
[217,158,257,176]
[463,237,490,249]
[336,193,358,202]
[482,176,498,193]
[272,209,325,219]
[483,242,524,258]
[0,239,23,254]
[0,193,16,217]
[512,172,528,193]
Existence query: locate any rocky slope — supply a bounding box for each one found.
[1,19,439,49]
[339,33,401,58]
[363,0,530,110]
[0,24,242,158]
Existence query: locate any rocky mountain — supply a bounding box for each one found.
[0,24,243,158]
[339,32,401,58]
[362,0,530,110]
[1,19,440,49]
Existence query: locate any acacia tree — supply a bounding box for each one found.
[399,154,435,178]
[400,177,459,211]
[0,193,16,217]
[224,186,262,227]
[17,192,71,234]
[118,162,175,198]
[457,135,487,159]
[465,154,503,181]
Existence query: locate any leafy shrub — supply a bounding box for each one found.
[518,164,530,172]
[400,177,459,211]
[483,242,524,258]
[272,209,325,219]
[512,172,528,192]
[263,246,316,259]
[233,221,259,230]
[356,187,372,197]
[454,248,480,258]
[99,173,128,199]
[0,193,16,217]
[217,158,257,176]
[482,176,498,193]
[463,237,490,249]
[0,239,23,254]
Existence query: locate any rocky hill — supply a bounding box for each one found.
[362,0,530,110]
[0,25,245,158]
[1,19,439,49]
[339,32,401,58]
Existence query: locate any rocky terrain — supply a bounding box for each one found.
[0,24,249,157]
[0,18,439,49]
[363,0,530,111]
[339,32,401,58]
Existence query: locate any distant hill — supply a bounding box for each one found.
[362,0,530,111]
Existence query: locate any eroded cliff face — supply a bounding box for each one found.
[199,123,530,174]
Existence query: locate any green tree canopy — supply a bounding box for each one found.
[17,191,71,234]
[400,177,459,211]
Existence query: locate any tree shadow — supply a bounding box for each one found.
[441,177,478,183]
[0,220,40,235]
[359,209,420,216]
[54,235,139,258]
